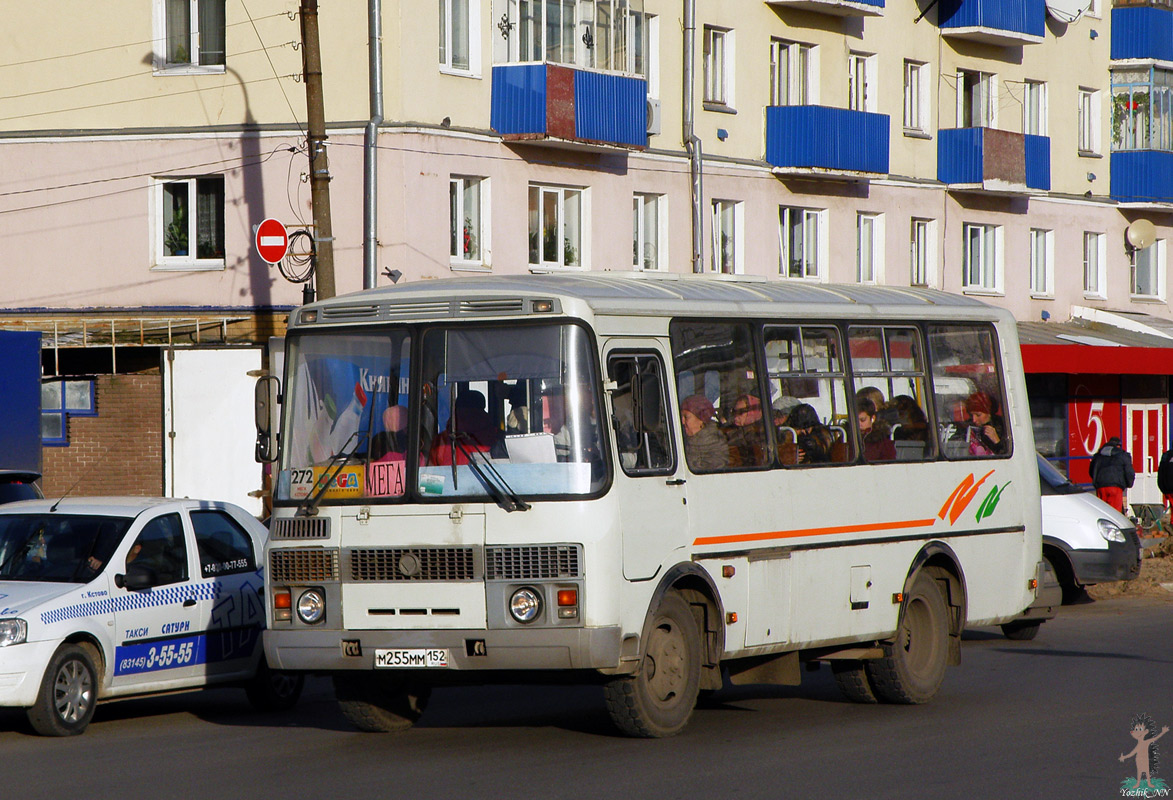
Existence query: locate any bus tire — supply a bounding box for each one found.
[604,591,701,738]
[831,661,878,704]
[333,673,430,733]
[1000,620,1042,641]
[27,644,98,737]
[865,572,948,704]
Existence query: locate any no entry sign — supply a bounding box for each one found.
[255,218,289,264]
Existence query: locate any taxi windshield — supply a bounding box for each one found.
[0,514,131,583]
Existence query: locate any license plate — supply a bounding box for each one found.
[374,648,449,668]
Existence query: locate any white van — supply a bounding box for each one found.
[1037,455,1141,604]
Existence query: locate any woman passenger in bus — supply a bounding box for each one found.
[891,395,930,442]
[857,398,897,462]
[787,403,833,464]
[964,391,1006,455]
[370,404,409,462]
[680,394,729,471]
[429,390,500,465]
[724,393,768,467]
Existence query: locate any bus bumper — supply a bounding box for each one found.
[264,626,623,672]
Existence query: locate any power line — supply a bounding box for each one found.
[241,0,306,135]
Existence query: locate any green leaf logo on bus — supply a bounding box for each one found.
[939,470,1012,526]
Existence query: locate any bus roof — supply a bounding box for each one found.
[296,273,1010,326]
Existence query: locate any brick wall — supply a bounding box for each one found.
[42,373,164,497]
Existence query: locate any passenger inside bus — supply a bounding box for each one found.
[963,391,1006,455]
[858,398,897,462]
[505,382,530,434]
[787,403,834,464]
[370,404,408,462]
[430,390,500,465]
[724,392,768,468]
[680,394,729,471]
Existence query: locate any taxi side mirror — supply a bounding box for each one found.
[115,563,157,592]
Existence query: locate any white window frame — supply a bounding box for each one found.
[529,184,589,271]
[1078,87,1100,155]
[1029,228,1054,298]
[631,12,659,99]
[856,212,884,284]
[152,0,226,74]
[710,199,743,274]
[771,39,812,107]
[1083,231,1107,299]
[848,51,876,113]
[151,176,226,272]
[439,0,482,77]
[779,206,824,281]
[910,217,935,288]
[958,70,996,128]
[903,60,929,133]
[961,222,1003,294]
[450,176,490,271]
[703,26,734,108]
[1131,240,1166,301]
[633,193,667,270]
[1023,80,1047,136]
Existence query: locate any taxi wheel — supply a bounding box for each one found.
[245,659,305,712]
[333,673,431,732]
[28,644,98,737]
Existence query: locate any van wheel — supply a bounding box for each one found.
[333,673,430,732]
[604,591,701,738]
[27,644,98,736]
[245,659,304,712]
[832,661,878,704]
[866,572,948,704]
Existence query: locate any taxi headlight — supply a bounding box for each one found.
[296,589,326,625]
[509,588,542,624]
[1098,519,1127,544]
[0,619,27,647]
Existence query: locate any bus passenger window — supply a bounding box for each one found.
[848,326,933,462]
[607,354,675,476]
[927,325,1011,459]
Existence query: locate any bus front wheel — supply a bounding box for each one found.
[333,673,431,732]
[865,572,948,704]
[604,591,701,738]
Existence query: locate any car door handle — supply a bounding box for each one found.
[183,598,196,608]
[665,478,686,486]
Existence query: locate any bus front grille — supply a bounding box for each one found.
[348,547,477,582]
[485,545,582,580]
[271,517,330,540]
[270,548,340,583]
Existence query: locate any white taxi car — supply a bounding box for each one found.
[0,497,302,736]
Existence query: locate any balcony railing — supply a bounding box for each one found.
[763,0,883,17]
[490,63,647,150]
[765,106,890,175]
[1112,151,1173,204]
[938,128,1050,191]
[937,0,1046,46]
[1112,7,1173,63]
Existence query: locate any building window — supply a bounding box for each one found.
[633,193,665,270]
[1029,228,1054,297]
[779,206,822,280]
[857,213,883,284]
[771,39,811,106]
[450,176,488,268]
[440,0,481,74]
[703,26,732,107]
[848,52,874,112]
[711,199,740,274]
[1024,80,1047,136]
[158,0,225,70]
[958,70,995,128]
[903,60,928,133]
[910,218,933,287]
[962,223,1002,293]
[41,379,96,447]
[1079,88,1100,154]
[1083,231,1106,298]
[528,184,585,269]
[154,176,225,270]
[1111,67,1173,152]
[630,12,657,91]
[1132,240,1166,299]
[504,0,642,72]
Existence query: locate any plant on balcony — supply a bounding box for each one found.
[1112,91,1149,149]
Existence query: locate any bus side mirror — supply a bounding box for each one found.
[255,375,280,464]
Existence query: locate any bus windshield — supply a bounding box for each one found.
[276,322,606,503]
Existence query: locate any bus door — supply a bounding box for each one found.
[604,343,689,581]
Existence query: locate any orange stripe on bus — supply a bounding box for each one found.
[692,517,938,547]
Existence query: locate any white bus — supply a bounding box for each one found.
[257,273,1047,737]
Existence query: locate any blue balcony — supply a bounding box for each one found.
[1112,151,1173,204]
[938,128,1050,191]
[937,0,1045,46]
[490,63,647,150]
[764,0,883,17]
[1112,7,1173,63]
[765,106,889,176]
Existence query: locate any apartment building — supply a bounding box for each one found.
[2,0,1173,497]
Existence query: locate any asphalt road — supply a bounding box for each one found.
[4,596,1171,800]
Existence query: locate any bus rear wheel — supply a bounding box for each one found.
[333,673,431,732]
[604,591,701,738]
[866,572,948,704]
[831,660,878,704]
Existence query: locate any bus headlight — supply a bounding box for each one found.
[296,589,326,625]
[0,619,27,647]
[509,588,542,624]
[1098,519,1126,543]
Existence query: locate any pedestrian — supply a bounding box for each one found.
[1158,445,1173,510]
[1089,436,1135,514]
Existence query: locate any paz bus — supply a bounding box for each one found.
[255,273,1047,738]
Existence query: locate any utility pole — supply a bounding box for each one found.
[300,0,336,300]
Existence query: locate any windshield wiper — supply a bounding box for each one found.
[298,431,361,517]
[450,433,530,513]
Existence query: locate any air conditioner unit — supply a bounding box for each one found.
[646,97,661,136]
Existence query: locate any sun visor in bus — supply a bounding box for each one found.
[434,326,569,382]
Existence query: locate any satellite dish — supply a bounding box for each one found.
[1127,219,1157,251]
[1045,0,1090,22]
